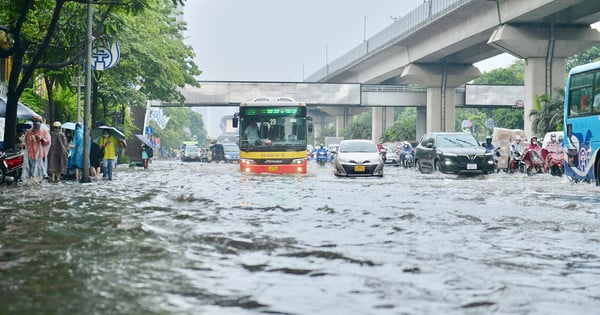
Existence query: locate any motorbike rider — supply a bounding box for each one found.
[400,142,414,164]
[316,144,328,164]
[544,133,563,172]
[483,135,500,169]
[483,135,495,151]
[509,135,524,172]
[526,136,544,173]
[377,142,387,161]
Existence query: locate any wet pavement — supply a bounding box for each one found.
[1,160,599,314]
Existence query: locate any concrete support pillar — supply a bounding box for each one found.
[488,24,600,137]
[523,57,565,137]
[416,106,427,140]
[425,88,456,132]
[371,106,395,142]
[401,63,480,132]
[335,114,346,137]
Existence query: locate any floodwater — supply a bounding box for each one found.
[1,160,599,315]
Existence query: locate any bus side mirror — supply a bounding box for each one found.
[232,113,239,128]
[307,116,313,133]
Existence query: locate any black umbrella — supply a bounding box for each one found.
[0,97,39,119]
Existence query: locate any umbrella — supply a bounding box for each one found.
[91,125,125,143]
[0,97,39,119]
[61,122,77,130]
[135,134,153,148]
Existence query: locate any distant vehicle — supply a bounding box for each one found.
[333,139,384,177]
[210,143,240,163]
[181,145,202,162]
[382,143,400,166]
[415,132,495,175]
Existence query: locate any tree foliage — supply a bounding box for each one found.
[342,110,371,140]
[529,89,565,135]
[0,0,199,150]
[150,107,206,150]
[381,107,417,141]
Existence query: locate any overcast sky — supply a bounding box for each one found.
[182,0,519,82]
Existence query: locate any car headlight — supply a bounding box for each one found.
[336,156,350,163]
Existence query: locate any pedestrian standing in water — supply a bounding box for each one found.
[22,115,51,184]
[47,121,69,182]
[68,123,84,181]
[89,139,102,178]
[99,130,118,180]
[140,143,153,170]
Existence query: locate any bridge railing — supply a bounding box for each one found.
[306,0,471,82]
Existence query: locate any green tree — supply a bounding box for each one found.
[150,107,206,150]
[381,107,417,141]
[529,89,565,135]
[0,0,193,151]
[343,110,371,139]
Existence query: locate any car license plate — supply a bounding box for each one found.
[467,163,477,170]
[354,165,366,172]
[268,166,279,172]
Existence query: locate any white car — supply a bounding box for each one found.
[333,139,384,177]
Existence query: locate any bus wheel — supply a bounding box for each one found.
[596,160,600,186]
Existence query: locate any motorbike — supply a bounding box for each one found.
[509,150,527,174]
[0,149,24,184]
[522,148,544,176]
[400,149,414,168]
[491,147,501,173]
[316,149,328,166]
[544,149,564,177]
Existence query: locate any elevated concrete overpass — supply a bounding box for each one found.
[168,81,524,139]
[305,0,600,140]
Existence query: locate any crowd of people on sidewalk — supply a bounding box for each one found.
[13,115,145,185]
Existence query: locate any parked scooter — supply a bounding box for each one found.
[0,149,24,184]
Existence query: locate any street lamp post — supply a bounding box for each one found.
[80,0,93,183]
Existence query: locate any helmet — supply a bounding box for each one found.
[52,121,61,128]
[515,135,522,141]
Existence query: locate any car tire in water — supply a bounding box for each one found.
[434,160,442,173]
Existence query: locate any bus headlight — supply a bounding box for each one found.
[291,158,305,164]
[241,159,256,165]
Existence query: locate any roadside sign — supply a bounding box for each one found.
[515,100,524,109]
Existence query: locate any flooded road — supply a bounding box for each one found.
[1,160,599,314]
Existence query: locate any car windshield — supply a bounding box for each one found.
[436,134,478,147]
[222,144,239,153]
[186,146,199,153]
[339,141,377,153]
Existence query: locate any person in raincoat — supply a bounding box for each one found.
[47,121,69,182]
[22,115,51,183]
[68,123,84,181]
